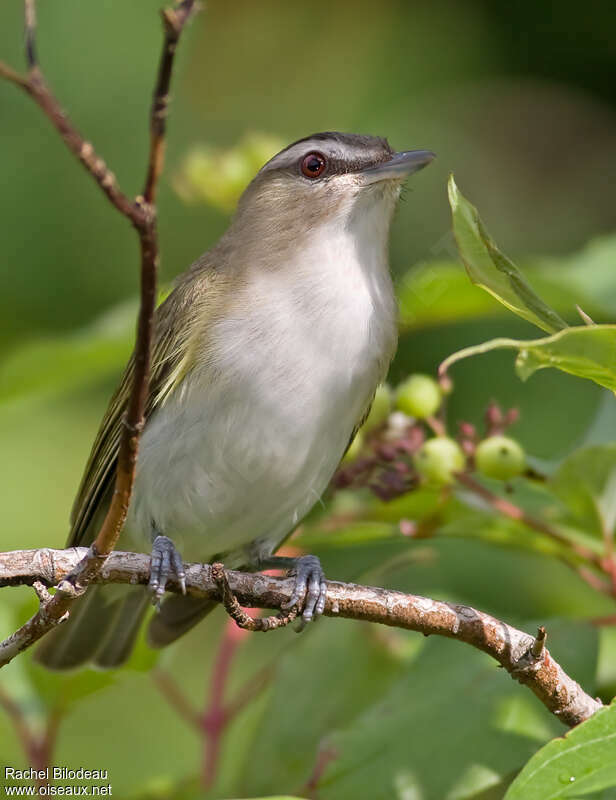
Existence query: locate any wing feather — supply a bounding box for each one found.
[68,265,218,546]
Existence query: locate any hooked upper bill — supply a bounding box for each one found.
[359,149,436,184]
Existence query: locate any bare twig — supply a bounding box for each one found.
[0,685,62,791]
[0,38,140,223]
[212,562,299,631]
[455,472,607,574]
[531,625,547,659]
[144,0,198,203]
[93,0,196,558]
[24,0,37,71]
[0,0,197,664]
[455,470,616,601]
[576,305,595,326]
[0,547,604,728]
[223,661,274,722]
[201,623,237,790]
[302,743,339,798]
[0,687,38,771]
[152,624,274,791]
[425,415,446,437]
[151,668,201,730]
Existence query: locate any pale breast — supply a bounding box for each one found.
[127,232,397,563]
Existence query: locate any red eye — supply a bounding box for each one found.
[300,152,327,179]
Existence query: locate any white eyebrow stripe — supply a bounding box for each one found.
[264,140,335,171]
[256,133,394,178]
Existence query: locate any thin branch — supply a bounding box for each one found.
[0,687,38,770]
[201,626,237,790]
[144,0,198,203]
[93,0,197,559]
[152,622,274,790]
[301,743,339,799]
[212,562,298,631]
[0,685,61,791]
[151,668,202,729]
[24,0,37,71]
[0,0,197,662]
[0,63,140,224]
[0,547,604,728]
[92,0,196,558]
[0,61,30,88]
[39,707,62,773]
[455,472,606,572]
[223,661,274,722]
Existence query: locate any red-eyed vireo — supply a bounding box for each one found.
[36,132,435,669]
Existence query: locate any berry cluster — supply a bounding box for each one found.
[333,375,526,501]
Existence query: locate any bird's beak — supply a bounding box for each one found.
[359,149,436,184]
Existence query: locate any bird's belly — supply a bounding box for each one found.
[127,244,396,563]
[126,362,371,563]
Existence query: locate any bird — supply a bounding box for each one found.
[35,132,435,669]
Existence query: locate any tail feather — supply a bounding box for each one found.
[35,585,149,670]
[35,584,217,668]
[147,594,217,648]
[95,588,150,668]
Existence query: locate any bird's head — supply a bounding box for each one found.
[226,132,435,258]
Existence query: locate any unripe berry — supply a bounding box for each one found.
[343,430,365,463]
[362,384,392,433]
[414,436,465,486]
[396,375,442,419]
[475,435,525,481]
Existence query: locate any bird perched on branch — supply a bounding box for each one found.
[36,132,434,669]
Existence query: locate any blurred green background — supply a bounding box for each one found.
[2,1,616,798]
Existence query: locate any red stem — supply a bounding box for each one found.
[201,630,237,790]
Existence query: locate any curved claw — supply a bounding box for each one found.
[149,534,186,608]
[281,554,328,625]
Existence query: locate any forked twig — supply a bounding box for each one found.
[0,0,198,667]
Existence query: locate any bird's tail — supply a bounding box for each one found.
[35,585,150,670]
[147,594,218,648]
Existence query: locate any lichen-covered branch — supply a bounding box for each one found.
[0,547,603,728]
[0,0,197,664]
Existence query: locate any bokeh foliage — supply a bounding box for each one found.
[2,1,616,798]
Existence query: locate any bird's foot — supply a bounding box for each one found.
[149,535,186,607]
[260,554,328,628]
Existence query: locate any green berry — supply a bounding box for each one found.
[362,384,392,433]
[396,374,442,419]
[343,430,364,463]
[414,437,465,486]
[475,435,526,481]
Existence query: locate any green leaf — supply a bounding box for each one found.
[549,445,616,540]
[397,235,615,334]
[0,300,136,405]
[317,632,569,800]
[0,287,172,406]
[398,261,506,330]
[440,325,616,393]
[25,661,115,713]
[243,612,596,800]
[597,627,616,701]
[534,234,616,320]
[240,619,410,795]
[448,175,567,334]
[505,700,616,799]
